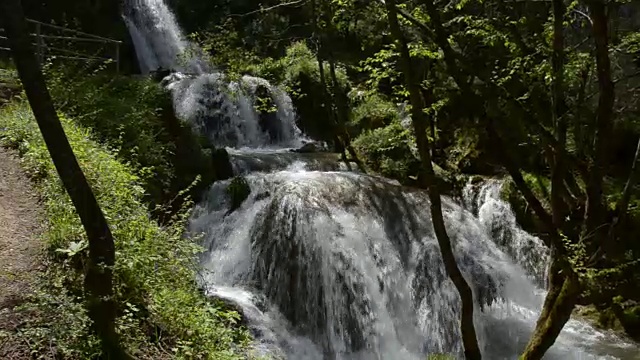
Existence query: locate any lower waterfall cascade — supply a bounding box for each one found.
[190,168,639,360]
[122,0,640,358]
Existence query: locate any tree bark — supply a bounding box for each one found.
[583,0,615,255]
[0,1,127,358]
[384,1,482,359]
[520,273,581,359]
[551,0,568,230]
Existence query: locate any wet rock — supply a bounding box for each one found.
[212,148,234,181]
[290,142,319,154]
[226,176,251,214]
[254,84,281,142]
[290,141,328,154]
[151,67,173,82]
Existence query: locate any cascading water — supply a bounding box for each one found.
[191,174,637,360]
[124,0,304,149]
[124,0,639,358]
[123,0,207,74]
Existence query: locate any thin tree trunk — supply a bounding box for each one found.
[310,0,348,160]
[583,0,615,255]
[384,1,482,359]
[329,57,366,172]
[0,1,127,358]
[551,0,568,230]
[487,120,580,360]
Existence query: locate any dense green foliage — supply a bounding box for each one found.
[0,101,248,359]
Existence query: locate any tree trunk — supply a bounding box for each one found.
[551,0,568,230]
[310,0,347,160]
[520,273,581,359]
[328,57,366,172]
[384,1,482,359]
[488,120,579,360]
[583,0,615,257]
[0,1,127,358]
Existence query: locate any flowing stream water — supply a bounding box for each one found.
[124,0,640,358]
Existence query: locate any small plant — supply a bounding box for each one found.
[427,354,455,360]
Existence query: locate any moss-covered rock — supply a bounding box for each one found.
[226,176,251,213]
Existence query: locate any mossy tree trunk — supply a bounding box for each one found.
[518,0,579,357]
[1,1,128,358]
[384,1,482,359]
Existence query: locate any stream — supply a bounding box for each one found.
[124,0,640,358]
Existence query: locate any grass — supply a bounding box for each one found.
[0,101,249,359]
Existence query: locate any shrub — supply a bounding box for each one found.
[0,102,248,359]
[348,92,399,132]
[352,119,419,181]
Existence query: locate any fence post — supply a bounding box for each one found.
[35,21,43,64]
[115,42,120,73]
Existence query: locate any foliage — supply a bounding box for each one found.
[348,91,400,131]
[0,102,249,359]
[426,355,454,360]
[352,119,419,180]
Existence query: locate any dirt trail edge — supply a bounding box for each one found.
[0,146,44,358]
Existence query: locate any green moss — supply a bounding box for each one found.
[427,355,455,360]
[0,102,248,359]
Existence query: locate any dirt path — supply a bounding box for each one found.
[0,146,44,358]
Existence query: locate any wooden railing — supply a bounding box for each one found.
[0,18,122,72]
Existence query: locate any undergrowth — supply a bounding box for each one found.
[0,102,249,359]
[42,65,218,218]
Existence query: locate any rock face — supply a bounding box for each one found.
[290,142,319,154]
[0,81,21,106]
[151,67,173,82]
[212,148,234,181]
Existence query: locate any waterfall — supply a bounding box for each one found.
[123,0,203,73]
[124,0,304,149]
[190,173,637,360]
[124,0,638,358]
[462,179,550,285]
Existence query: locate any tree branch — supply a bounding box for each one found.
[231,0,308,17]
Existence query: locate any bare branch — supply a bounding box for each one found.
[231,0,308,17]
[571,9,593,26]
